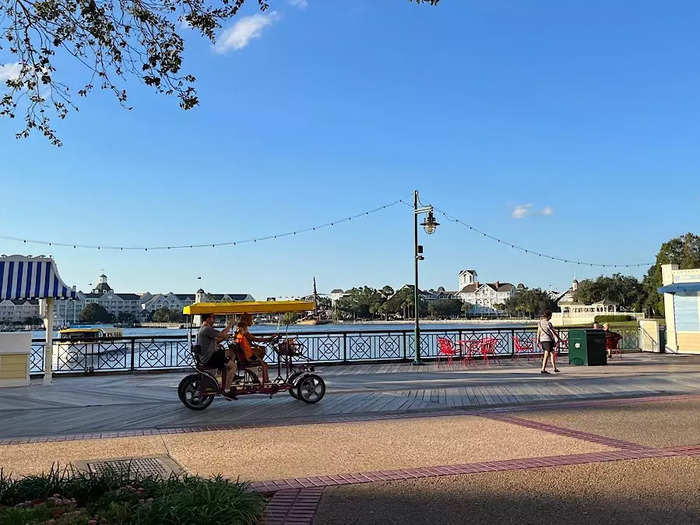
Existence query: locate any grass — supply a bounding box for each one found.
[601,321,640,329]
[588,320,665,329]
[0,464,265,524]
[562,321,651,330]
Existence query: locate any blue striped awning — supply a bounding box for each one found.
[658,283,700,294]
[0,255,77,300]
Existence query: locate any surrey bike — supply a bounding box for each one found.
[177,300,326,410]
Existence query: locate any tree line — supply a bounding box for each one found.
[334,233,699,320]
[72,233,700,324]
[334,285,465,321]
[570,233,699,316]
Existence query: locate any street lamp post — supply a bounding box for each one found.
[412,190,439,365]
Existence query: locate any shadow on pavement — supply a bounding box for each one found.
[314,457,700,525]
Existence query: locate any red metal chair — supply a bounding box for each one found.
[513,335,534,361]
[606,332,622,358]
[479,337,499,367]
[457,339,476,366]
[436,337,457,367]
[458,339,479,367]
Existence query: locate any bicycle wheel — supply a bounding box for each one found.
[296,374,325,404]
[178,374,215,410]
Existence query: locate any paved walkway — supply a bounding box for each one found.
[0,353,698,524]
[0,353,698,442]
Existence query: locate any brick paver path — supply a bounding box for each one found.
[2,354,699,524]
[252,394,700,524]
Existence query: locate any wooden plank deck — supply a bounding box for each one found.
[0,354,698,441]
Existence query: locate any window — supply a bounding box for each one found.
[675,293,700,331]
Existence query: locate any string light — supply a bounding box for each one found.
[1,195,654,268]
[426,204,653,269]
[0,200,404,252]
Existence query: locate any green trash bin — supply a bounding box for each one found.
[568,329,607,366]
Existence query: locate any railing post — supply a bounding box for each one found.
[458,329,463,359]
[343,332,348,363]
[511,329,515,357]
[402,331,407,361]
[130,338,135,372]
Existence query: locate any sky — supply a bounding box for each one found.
[1,0,699,299]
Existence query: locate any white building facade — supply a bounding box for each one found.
[329,289,348,305]
[552,279,645,326]
[0,299,40,324]
[79,275,146,321]
[2,273,255,325]
[141,292,195,313]
[457,269,518,315]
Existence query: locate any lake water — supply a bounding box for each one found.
[31,321,536,339]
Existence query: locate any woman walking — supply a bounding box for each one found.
[536,310,560,374]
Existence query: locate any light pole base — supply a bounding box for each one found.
[411,360,425,366]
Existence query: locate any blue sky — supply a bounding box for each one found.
[1,0,698,298]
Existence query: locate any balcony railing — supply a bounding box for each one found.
[28,326,640,375]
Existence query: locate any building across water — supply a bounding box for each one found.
[552,279,645,326]
[456,269,521,315]
[0,273,253,326]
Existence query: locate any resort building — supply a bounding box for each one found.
[456,269,518,315]
[557,280,621,315]
[194,289,253,304]
[553,279,644,326]
[141,292,196,312]
[0,273,255,326]
[423,287,458,301]
[329,289,348,305]
[81,275,147,321]
[137,289,254,316]
[0,298,40,324]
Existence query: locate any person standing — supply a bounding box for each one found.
[536,310,560,374]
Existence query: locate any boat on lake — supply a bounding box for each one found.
[59,327,123,340]
[297,318,332,326]
[56,327,127,360]
[297,277,332,325]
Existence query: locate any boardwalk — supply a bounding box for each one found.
[1,353,699,442]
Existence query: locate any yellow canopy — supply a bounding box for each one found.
[182,300,315,315]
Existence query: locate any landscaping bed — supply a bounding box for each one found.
[0,465,264,524]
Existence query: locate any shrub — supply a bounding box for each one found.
[594,314,633,323]
[0,465,264,525]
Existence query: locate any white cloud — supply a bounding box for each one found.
[511,203,554,219]
[289,0,309,7]
[214,11,279,54]
[0,63,21,82]
[511,204,533,219]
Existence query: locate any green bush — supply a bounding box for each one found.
[0,465,265,525]
[594,314,633,323]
